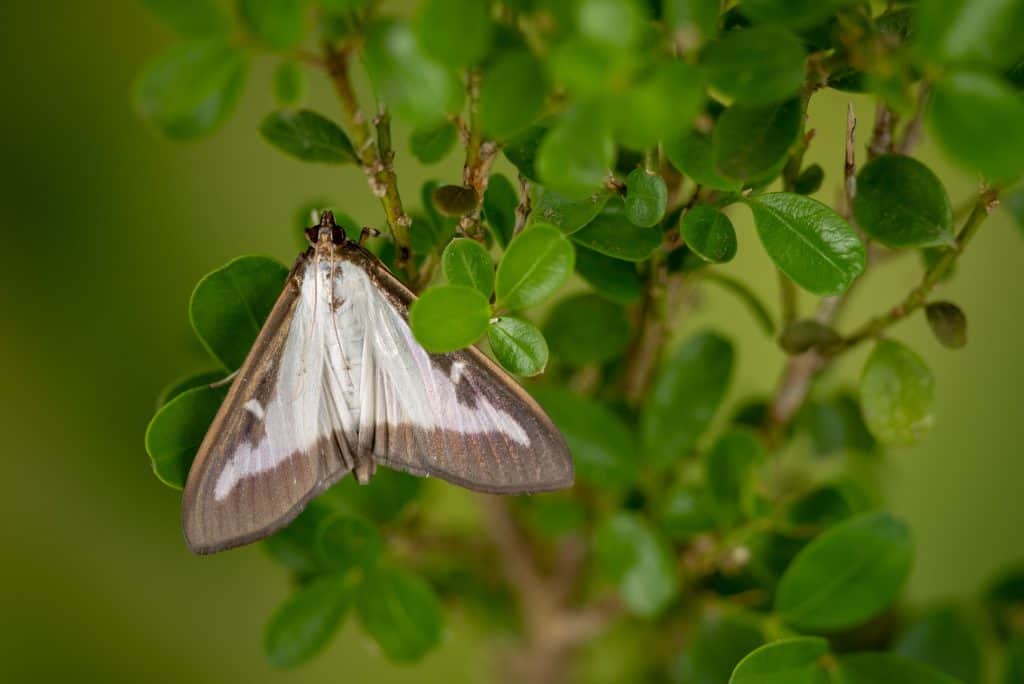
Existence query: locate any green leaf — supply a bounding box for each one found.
[802,393,877,456]
[664,0,720,45]
[794,163,825,195]
[356,567,442,663]
[737,0,858,29]
[495,224,575,310]
[479,49,548,140]
[155,369,224,408]
[914,0,1024,70]
[666,130,743,191]
[659,486,715,540]
[837,653,961,684]
[779,319,842,355]
[529,185,611,234]
[895,607,983,683]
[522,496,587,539]
[315,513,383,573]
[531,386,637,486]
[415,180,458,252]
[681,205,737,263]
[145,383,227,489]
[134,38,249,139]
[189,255,288,370]
[431,184,479,216]
[333,469,424,523]
[442,238,494,296]
[705,429,763,529]
[543,293,632,365]
[482,174,518,247]
[577,0,646,48]
[409,285,491,353]
[502,126,546,182]
[363,19,461,125]
[642,331,734,466]
[746,193,866,296]
[593,513,679,617]
[273,60,306,106]
[414,0,493,68]
[925,301,968,349]
[776,512,913,631]
[571,203,662,261]
[860,339,936,445]
[929,70,1024,184]
[701,25,806,104]
[487,317,548,376]
[536,104,616,198]
[139,0,231,37]
[239,0,305,50]
[409,119,457,164]
[687,614,766,684]
[260,109,357,164]
[1006,636,1024,684]
[624,169,668,227]
[787,481,871,528]
[729,638,830,684]
[853,155,954,248]
[614,60,705,150]
[264,574,351,668]
[575,245,644,304]
[714,98,803,183]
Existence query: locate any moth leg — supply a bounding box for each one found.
[358,226,380,246]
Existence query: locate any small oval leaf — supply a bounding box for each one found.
[409,285,491,353]
[543,293,632,365]
[479,49,548,140]
[853,155,954,248]
[260,109,357,164]
[666,130,743,191]
[145,383,227,489]
[680,205,737,263]
[432,184,480,217]
[624,169,668,227]
[925,301,968,349]
[442,238,494,296]
[264,574,351,668]
[837,652,961,684]
[713,98,802,183]
[356,567,442,663]
[729,637,830,684]
[529,185,611,234]
[314,513,383,573]
[700,25,806,104]
[571,204,662,261]
[495,224,575,310]
[482,174,518,247]
[487,316,548,376]
[240,0,306,50]
[860,339,936,445]
[575,245,644,304]
[593,513,679,617]
[409,119,457,164]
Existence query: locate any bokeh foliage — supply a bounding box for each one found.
[137,0,1024,682]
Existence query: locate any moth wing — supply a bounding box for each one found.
[182,257,353,554]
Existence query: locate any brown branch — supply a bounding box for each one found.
[458,69,497,241]
[513,174,531,237]
[868,102,895,158]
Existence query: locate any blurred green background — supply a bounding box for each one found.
[2,1,1022,682]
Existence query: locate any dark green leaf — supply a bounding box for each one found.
[240,0,305,50]
[925,301,968,349]
[487,317,548,376]
[356,567,442,662]
[895,607,983,683]
[625,169,668,227]
[659,486,715,540]
[155,369,224,408]
[575,245,644,304]
[701,25,806,104]
[738,0,858,29]
[264,574,351,668]
[615,60,705,149]
[714,98,803,182]
[134,38,249,139]
[706,429,763,529]
[642,331,734,465]
[837,653,961,684]
[593,513,679,617]
[522,496,587,539]
[483,174,518,247]
[409,120,457,163]
[746,192,866,296]
[503,125,546,181]
[914,0,1024,70]
[432,184,480,217]
[687,613,765,684]
[985,563,1024,636]
[776,512,913,631]
[531,386,637,486]
[794,163,824,195]
[479,49,548,139]
[315,513,383,573]
[536,104,615,198]
[414,0,493,68]
[409,285,491,352]
[363,19,461,125]
[664,0,720,46]
[189,255,288,370]
[260,109,357,164]
[145,383,227,489]
[666,130,743,191]
[860,339,936,445]
[929,69,1024,184]
[787,481,871,528]
[729,637,830,684]
[543,293,632,365]
[139,0,230,37]
[571,203,662,261]
[333,469,423,523]
[273,60,306,106]
[495,224,575,310]
[442,238,494,296]
[1006,636,1024,684]
[264,505,329,578]
[853,155,954,248]
[779,319,842,355]
[681,205,737,263]
[803,393,877,456]
[529,185,611,234]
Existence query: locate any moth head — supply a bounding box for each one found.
[305,210,346,246]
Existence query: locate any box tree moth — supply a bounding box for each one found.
[182,212,573,554]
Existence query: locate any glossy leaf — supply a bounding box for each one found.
[914,0,1024,70]
[139,0,230,36]
[853,155,954,248]
[145,383,227,489]
[414,0,493,68]
[189,255,289,370]
[714,98,802,183]
[642,331,734,465]
[625,169,668,227]
[729,638,830,684]
[536,104,615,198]
[543,293,632,365]
[260,110,357,165]
[483,173,517,247]
[575,245,644,304]
[776,512,913,631]
[615,60,705,149]
[479,49,548,139]
[264,574,351,668]
[442,238,494,296]
[240,0,305,50]
[409,285,491,353]
[315,513,383,573]
[571,204,662,261]
[701,25,806,104]
[134,39,248,139]
[895,607,983,683]
[925,302,968,349]
[409,120,457,164]
[746,193,865,296]
[860,340,936,445]
[273,60,306,106]
[487,317,548,376]
[666,130,742,191]
[356,567,442,663]
[837,653,961,684]
[681,205,737,263]
[495,224,575,310]
[593,513,679,617]
[155,369,224,408]
[529,185,611,234]
[705,429,763,529]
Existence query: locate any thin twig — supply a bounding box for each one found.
[458,69,497,241]
[513,174,531,237]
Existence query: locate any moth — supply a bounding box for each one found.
[182,212,573,554]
